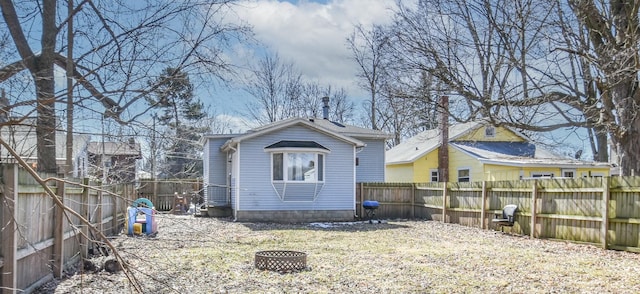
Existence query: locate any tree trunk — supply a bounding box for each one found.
[34,60,57,173]
[594,126,608,162]
[613,81,640,176]
[36,0,58,173]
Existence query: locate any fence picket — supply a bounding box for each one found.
[357,176,640,253]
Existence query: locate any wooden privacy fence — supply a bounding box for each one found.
[357,177,640,253]
[136,179,202,211]
[0,164,136,293]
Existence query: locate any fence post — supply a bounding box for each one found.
[81,178,89,259]
[442,182,448,223]
[358,182,364,219]
[601,177,610,249]
[153,179,158,209]
[480,181,487,229]
[1,164,18,293]
[411,183,415,219]
[97,188,103,235]
[112,184,121,234]
[52,180,65,278]
[530,180,538,238]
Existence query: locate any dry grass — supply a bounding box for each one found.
[37,214,640,293]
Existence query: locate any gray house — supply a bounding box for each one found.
[202,116,390,222]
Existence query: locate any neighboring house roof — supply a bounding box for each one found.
[386,120,610,168]
[219,117,386,151]
[451,142,610,168]
[0,121,90,161]
[87,141,141,157]
[453,141,536,157]
[386,121,486,164]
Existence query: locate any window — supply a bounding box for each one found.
[485,126,496,137]
[562,169,576,178]
[272,152,324,182]
[531,172,554,178]
[272,153,283,180]
[430,169,439,182]
[458,169,470,182]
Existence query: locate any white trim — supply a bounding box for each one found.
[561,169,577,178]
[221,118,365,151]
[353,146,357,211]
[270,151,325,183]
[430,169,439,182]
[457,167,471,182]
[234,143,240,212]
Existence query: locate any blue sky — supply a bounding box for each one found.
[209,0,398,130]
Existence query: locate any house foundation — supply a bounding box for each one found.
[235,210,355,223]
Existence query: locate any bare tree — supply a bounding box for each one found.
[243,53,303,124]
[348,22,439,147]
[563,0,640,174]
[296,82,355,122]
[243,53,356,124]
[388,0,613,159]
[347,23,390,130]
[379,70,441,146]
[0,0,250,173]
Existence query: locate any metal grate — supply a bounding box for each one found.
[255,250,307,273]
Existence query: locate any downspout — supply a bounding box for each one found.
[226,144,238,221]
[438,96,449,182]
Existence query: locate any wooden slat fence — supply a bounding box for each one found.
[136,179,202,211]
[357,176,640,253]
[0,164,136,293]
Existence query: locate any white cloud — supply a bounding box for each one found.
[232,0,397,93]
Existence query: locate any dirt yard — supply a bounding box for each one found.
[36,214,640,293]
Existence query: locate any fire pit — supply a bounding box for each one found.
[363,200,380,223]
[255,250,307,273]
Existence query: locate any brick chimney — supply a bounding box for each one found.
[438,96,449,182]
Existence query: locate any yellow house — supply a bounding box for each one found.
[385,121,611,182]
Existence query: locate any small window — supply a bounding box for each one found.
[272,153,283,180]
[562,169,576,178]
[430,169,439,182]
[590,172,604,178]
[531,172,554,178]
[485,126,496,137]
[318,154,324,181]
[458,169,470,182]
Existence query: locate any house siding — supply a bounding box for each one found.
[483,164,523,181]
[235,125,355,212]
[385,163,413,182]
[355,139,386,182]
[457,126,525,142]
[203,136,233,206]
[448,147,484,182]
[413,148,440,182]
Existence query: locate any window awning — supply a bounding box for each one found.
[265,140,329,151]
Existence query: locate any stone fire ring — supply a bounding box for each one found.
[255,250,307,272]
